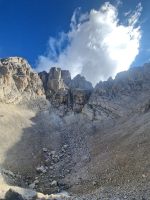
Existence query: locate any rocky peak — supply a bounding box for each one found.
[0,57,46,105]
[0,57,29,66]
[84,64,150,120]
[39,67,93,114]
[94,64,150,98]
[61,70,71,86]
[70,74,93,90]
[47,67,66,92]
[38,71,48,90]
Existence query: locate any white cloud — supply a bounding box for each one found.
[36,2,142,86]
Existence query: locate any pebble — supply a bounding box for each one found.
[92,181,97,186]
[34,179,39,184]
[36,166,47,173]
[29,182,36,189]
[49,166,54,170]
[142,174,146,178]
[63,144,68,149]
[51,151,56,155]
[42,147,48,152]
[51,180,58,186]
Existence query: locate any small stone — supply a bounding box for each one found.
[92,181,97,186]
[63,144,68,149]
[49,166,54,170]
[34,179,39,184]
[51,151,56,155]
[42,148,48,152]
[142,174,146,178]
[29,182,36,189]
[36,166,47,173]
[61,149,66,153]
[54,155,59,159]
[59,154,64,158]
[45,158,50,163]
[51,180,58,186]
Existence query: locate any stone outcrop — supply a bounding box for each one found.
[0,57,46,105]
[61,70,71,86]
[39,68,93,113]
[0,185,70,200]
[47,67,66,92]
[69,75,93,112]
[69,74,93,90]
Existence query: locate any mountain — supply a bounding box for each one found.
[0,57,150,200]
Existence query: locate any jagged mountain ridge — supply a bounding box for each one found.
[85,63,150,120]
[0,56,150,117]
[0,57,150,199]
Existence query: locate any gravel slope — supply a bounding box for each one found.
[0,103,150,199]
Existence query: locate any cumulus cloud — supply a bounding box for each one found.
[36,2,142,85]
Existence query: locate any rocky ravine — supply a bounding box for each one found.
[0,57,150,200]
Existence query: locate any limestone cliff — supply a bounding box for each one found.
[0,57,46,105]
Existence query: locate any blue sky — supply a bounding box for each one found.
[0,0,149,83]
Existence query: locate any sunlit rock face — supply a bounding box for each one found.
[39,67,70,114]
[47,67,66,92]
[0,57,46,104]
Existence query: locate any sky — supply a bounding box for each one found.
[0,0,150,85]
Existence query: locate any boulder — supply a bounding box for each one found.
[5,189,25,200]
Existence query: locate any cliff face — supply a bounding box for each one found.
[39,67,93,113]
[0,57,45,105]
